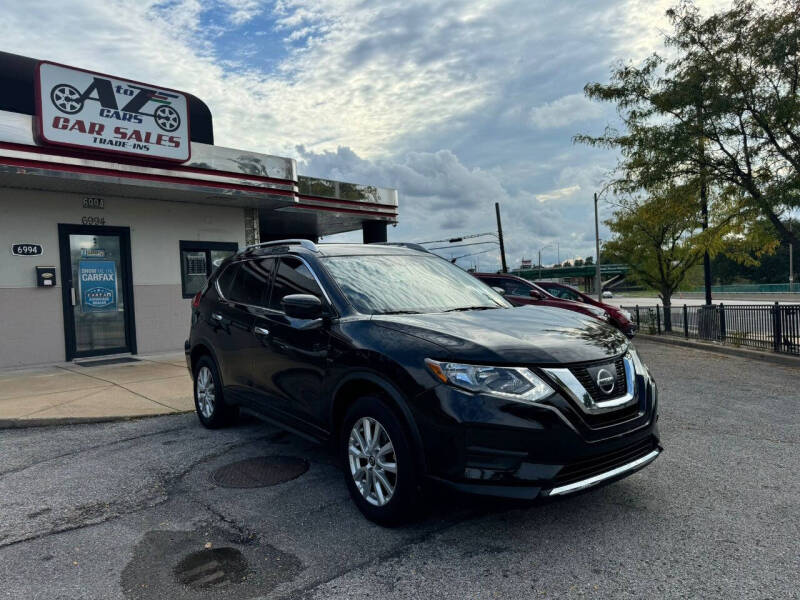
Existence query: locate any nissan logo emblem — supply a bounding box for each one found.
[596,368,615,394]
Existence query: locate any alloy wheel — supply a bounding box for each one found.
[348,416,397,506]
[196,366,216,419]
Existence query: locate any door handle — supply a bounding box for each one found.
[70,287,77,307]
[254,326,270,336]
[211,313,223,321]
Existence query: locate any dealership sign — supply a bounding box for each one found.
[35,62,190,162]
[79,260,118,312]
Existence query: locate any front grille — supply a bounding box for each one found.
[553,437,657,486]
[570,356,626,401]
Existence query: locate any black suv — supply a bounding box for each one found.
[186,240,661,524]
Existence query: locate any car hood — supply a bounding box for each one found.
[371,305,628,365]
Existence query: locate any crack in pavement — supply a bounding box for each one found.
[0,422,190,478]
[54,365,183,413]
[0,433,274,550]
[277,508,485,600]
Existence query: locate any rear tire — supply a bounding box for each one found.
[341,396,421,526]
[193,355,237,428]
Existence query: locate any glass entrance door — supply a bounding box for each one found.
[58,225,136,360]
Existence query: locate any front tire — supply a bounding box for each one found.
[341,396,420,526]
[193,356,237,428]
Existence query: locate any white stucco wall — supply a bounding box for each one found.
[0,188,246,368]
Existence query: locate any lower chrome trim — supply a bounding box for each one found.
[546,449,660,496]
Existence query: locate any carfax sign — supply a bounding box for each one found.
[78,260,118,312]
[35,61,190,162]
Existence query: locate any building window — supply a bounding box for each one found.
[179,241,238,298]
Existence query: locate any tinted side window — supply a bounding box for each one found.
[548,286,580,301]
[498,279,531,296]
[216,263,239,298]
[227,259,273,306]
[269,257,323,311]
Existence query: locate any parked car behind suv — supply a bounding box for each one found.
[473,272,612,325]
[535,281,636,338]
[186,241,661,525]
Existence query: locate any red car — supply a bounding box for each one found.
[473,272,613,326]
[535,280,636,338]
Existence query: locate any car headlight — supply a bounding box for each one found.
[425,359,554,404]
[628,346,649,378]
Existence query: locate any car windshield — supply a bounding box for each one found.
[322,254,511,314]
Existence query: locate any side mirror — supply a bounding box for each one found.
[282,294,323,319]
[491,286,506,295]
[529,289,543,299]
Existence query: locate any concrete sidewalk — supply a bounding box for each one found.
[0,352,194,428]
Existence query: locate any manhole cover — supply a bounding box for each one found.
[174,547,247,588]
[211,456,309,488]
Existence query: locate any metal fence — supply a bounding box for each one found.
[623,303,800,356]
[689,283,800,294]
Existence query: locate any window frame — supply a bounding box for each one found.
[268,255,327,312]
[179,240,239,298]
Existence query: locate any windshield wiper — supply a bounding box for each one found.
[377,310,422,315]
[443,306,500,312]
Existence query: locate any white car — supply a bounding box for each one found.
[602,290,613,299]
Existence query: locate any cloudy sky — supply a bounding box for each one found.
[2,0,728,269]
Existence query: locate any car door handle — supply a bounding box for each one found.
[254,326,270,336]
[211,313,223,321]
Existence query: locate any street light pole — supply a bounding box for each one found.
[495,202,508,273]
[594,192,602,300]
[538,248,542,280]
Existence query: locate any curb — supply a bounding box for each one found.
[635,334,800,367]
[0,410,193,430]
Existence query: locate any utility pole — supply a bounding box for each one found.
[790,221,794,288]
[697,93,713,305]
[495,202,508,273]
[594,192,602,300]
[538,249,542,280]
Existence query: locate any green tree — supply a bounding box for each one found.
[577,0,800,247]
[603,186,705,330]
[584,256,594,265]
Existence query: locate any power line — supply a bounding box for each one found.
[417,231,497,245]
[449,247,497,261]
[427,240,499,251]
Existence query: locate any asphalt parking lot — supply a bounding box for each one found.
[1,340,798,600]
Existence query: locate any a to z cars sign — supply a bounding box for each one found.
[35,62,190,162]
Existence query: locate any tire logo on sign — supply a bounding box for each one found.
[51,84,83,114]
[49,78,181,132]
[596,368,615,395]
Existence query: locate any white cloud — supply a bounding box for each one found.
[299,146,583,269]
[535,185,581,202]
[221,0,265,25]
[529,94,606,129]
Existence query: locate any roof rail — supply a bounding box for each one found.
[375,242,430,253]
[244,239,319,253]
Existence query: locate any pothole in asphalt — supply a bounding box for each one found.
[174,547,247,588]
[210,456,309,488]
[122,527,303,600]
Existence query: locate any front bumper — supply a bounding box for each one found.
[546,447,660,496]
[410,370,661,500]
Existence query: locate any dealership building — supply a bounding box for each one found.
[0,51,398,369]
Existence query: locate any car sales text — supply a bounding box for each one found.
[50,117,181,150]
